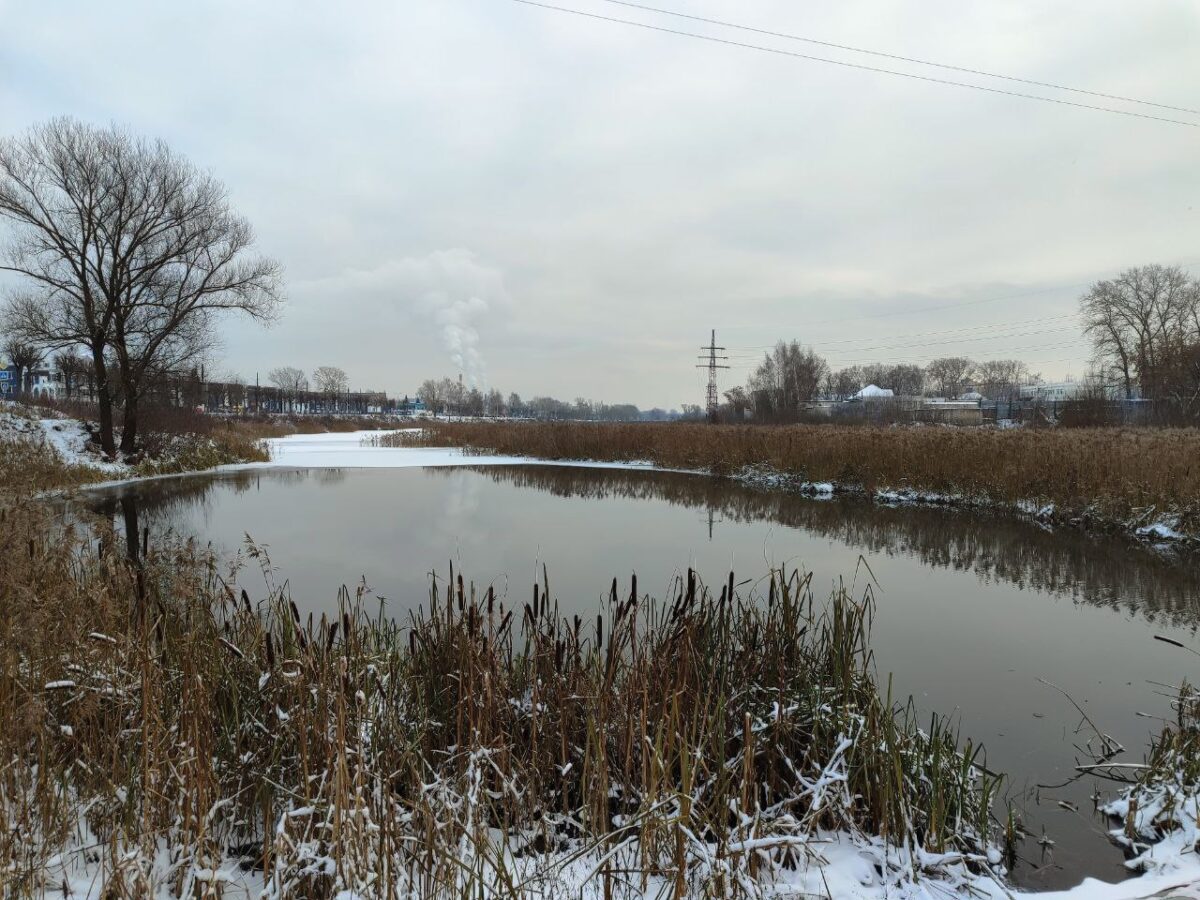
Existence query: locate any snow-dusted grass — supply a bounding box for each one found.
[1,400,270,492]
[3,496,1195,898]
[1098,681,1200,884]
[2,494,1021,899]
[0,403,118,492]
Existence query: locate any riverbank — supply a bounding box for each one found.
[4,484,1198,899]
[380,422,1200,549]
[4,414,1199,897]
[0,401,414,495]
[1,488,1003,898]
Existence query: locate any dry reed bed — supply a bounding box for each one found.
[389,422,1200,535]
[0,495,1007,898]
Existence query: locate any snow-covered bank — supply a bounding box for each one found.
[25,812,1200,900]
[1,403,128,475]
[78,429,675,490]
[262,429,666,471]
[733,463,1198,551]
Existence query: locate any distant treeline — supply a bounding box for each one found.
[417,376,676,421]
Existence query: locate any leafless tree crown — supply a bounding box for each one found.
[0,117,282,453]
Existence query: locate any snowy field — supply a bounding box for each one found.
[259,429,658,471]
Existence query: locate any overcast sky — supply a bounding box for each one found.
[2,0,1197,407]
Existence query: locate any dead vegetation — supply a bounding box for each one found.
[387,421,1200,537]
[0,491,1006,897]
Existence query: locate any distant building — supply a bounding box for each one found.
[0,365,16,396]
[28,367,60,400]
[397,395,427,415]
[854,384,895,399]
[1018,381,1083,402]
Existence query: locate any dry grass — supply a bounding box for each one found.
[389,421,1200,533]
[0,495,1004,897]
[0,436,107,495]
[6,399,398,488]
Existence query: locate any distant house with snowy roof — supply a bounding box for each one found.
[853,384,894,399]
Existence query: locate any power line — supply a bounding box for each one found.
[505,0,1200,128]
[730,324,1079,357]
[726,312,1079,352]
[597,0,1200,117]
[718,260,1200,333]
[727,338,1088,368]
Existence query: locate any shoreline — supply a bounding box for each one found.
[9,429,1200,897]
[46,427,1197,554]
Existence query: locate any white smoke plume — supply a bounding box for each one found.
[302,249,508,387]
[401,249,507,387]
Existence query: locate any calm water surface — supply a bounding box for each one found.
[78,464,1200,891]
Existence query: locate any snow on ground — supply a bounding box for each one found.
[34,416,127,473]
[0,403,128,474]
[82,430,672,489]
[28,427,1200,896]
[260,430,664,471]
[27,825,1200,900]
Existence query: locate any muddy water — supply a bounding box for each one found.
[78,464,1200,891]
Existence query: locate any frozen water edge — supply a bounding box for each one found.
[79,429,687,491]
[733,464,1197,550]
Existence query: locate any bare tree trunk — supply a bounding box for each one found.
[90,344,117,458]
[119,393,139,456]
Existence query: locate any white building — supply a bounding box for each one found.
[28,368,60,400]
[854,384,895,399]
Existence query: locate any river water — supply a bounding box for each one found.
[77,460,1200,891]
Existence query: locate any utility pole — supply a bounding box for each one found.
[696,329,729,424]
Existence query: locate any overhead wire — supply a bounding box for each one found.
[597,0,1200,116]
[724,312,1080,352]
[506,0,1200,128]
[715,261,1200,334]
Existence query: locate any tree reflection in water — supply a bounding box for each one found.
[446,465,1200,630]
[82,463,1199,630]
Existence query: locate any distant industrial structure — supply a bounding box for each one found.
[696,330,729,423]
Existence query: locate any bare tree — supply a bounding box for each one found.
[312,366,349,412]
[1081,264,1199,399]
[438,376,463,417]
[464,387,485,417]
[888,364,926,397]
[974,359,1033,401]
[748,341,827,421]
[824,367,862,401]
[925,357,976,399]
[0,118,280,456]
[1159,341,1200,420]
[2,339,40,396]
[419,378,443,417]
[268,366,308,413]
[722,385,751,420]
[54,346,88,400]
[485,388,504,417]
